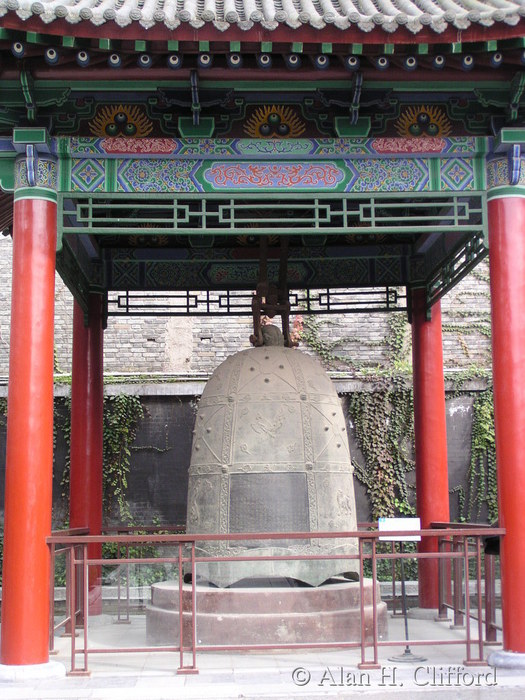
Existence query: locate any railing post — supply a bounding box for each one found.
[463,536,473,664]
[69,545,76,675]
[358,537,367,668]
[485,553,498,643]
[176,539,199,674]
[452,536,465,629]
[436,536,450,621]
[371,538,379,668]
[475,536,485,662]
[116,542,131,624]
[177,542,185,673]
[77,544,85,627]
[358,535,380,670]
[191,541,197,671]
[48,543,56,654]
[391,541,403,617]
[83,544,89,673]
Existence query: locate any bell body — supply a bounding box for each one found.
[187,346,358,586]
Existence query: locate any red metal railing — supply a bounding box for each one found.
[432,522,501,645]
[48,528,89,654]
[47,526,504,676]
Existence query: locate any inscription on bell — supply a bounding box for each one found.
[229,473,309,548]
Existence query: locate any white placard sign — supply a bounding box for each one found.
[378,517,421,542]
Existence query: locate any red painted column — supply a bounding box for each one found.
[488,194,525,653]
[69,295,104,615]
[0,177,57,664]
[411,288,450,609]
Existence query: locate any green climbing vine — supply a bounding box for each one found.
[102,394,145,523]
[58,394,144,524]
[300,307,416,519]
[462,388,497,523]
[349,384,415,520]
[57,397,71,501]
[385,313,411,371]
[299,314,360,369]
[0,397,7,428]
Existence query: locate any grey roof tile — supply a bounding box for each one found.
[0,0,524,33]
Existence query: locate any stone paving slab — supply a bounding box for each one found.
[0,663,525,700]
[1,613,525,699]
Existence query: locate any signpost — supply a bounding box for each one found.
[379,517,427,663]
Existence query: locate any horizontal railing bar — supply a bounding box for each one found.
[103,525,186,533]
[75,646,181,654]
[69,550,479,567]
[376,639,483,647]
[196,641,362,652]
[47,528,505,545]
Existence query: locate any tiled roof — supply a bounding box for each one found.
[0,0,524,34]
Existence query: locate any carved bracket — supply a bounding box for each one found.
[25,144,37,187]
[509,143,522,185]
[350,72,363,126]
[190,70,200,127]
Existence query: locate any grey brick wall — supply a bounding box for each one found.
[0,235,492,378]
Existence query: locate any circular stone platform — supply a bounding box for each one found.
[146,578,388,647]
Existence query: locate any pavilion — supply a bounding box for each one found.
[0,0,525,678]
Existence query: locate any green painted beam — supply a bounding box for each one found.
[26,32,46,44]
[135,40,147,52]
[13,127,49,146]
[199,40,210,52]
[292,42,303,53]
[0,157,15,192]
[495,127,525,146]
[99,38,113,50]
[351,44,363,55]
[62,36,76,48]
[383,44,395,55]
[167,40,179,51]
[261,41,272,53]
[502,37,525,49]
[417,44,429,55]
[484,40,498,52]
[322,43,333,54]
[229,41,241,52]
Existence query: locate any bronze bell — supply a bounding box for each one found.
[186,328,358,586]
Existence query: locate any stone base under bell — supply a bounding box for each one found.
[146,578,388,647]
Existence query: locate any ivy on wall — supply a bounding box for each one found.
[58,394,144,524]
[349,385,415,519]
[300,311,416,518]
[102,395,144,522]
[299,304,498,524]
[459,387,497,523]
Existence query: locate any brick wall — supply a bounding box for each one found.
[0,235,492,378]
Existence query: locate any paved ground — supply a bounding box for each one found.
[1,613,525,699]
